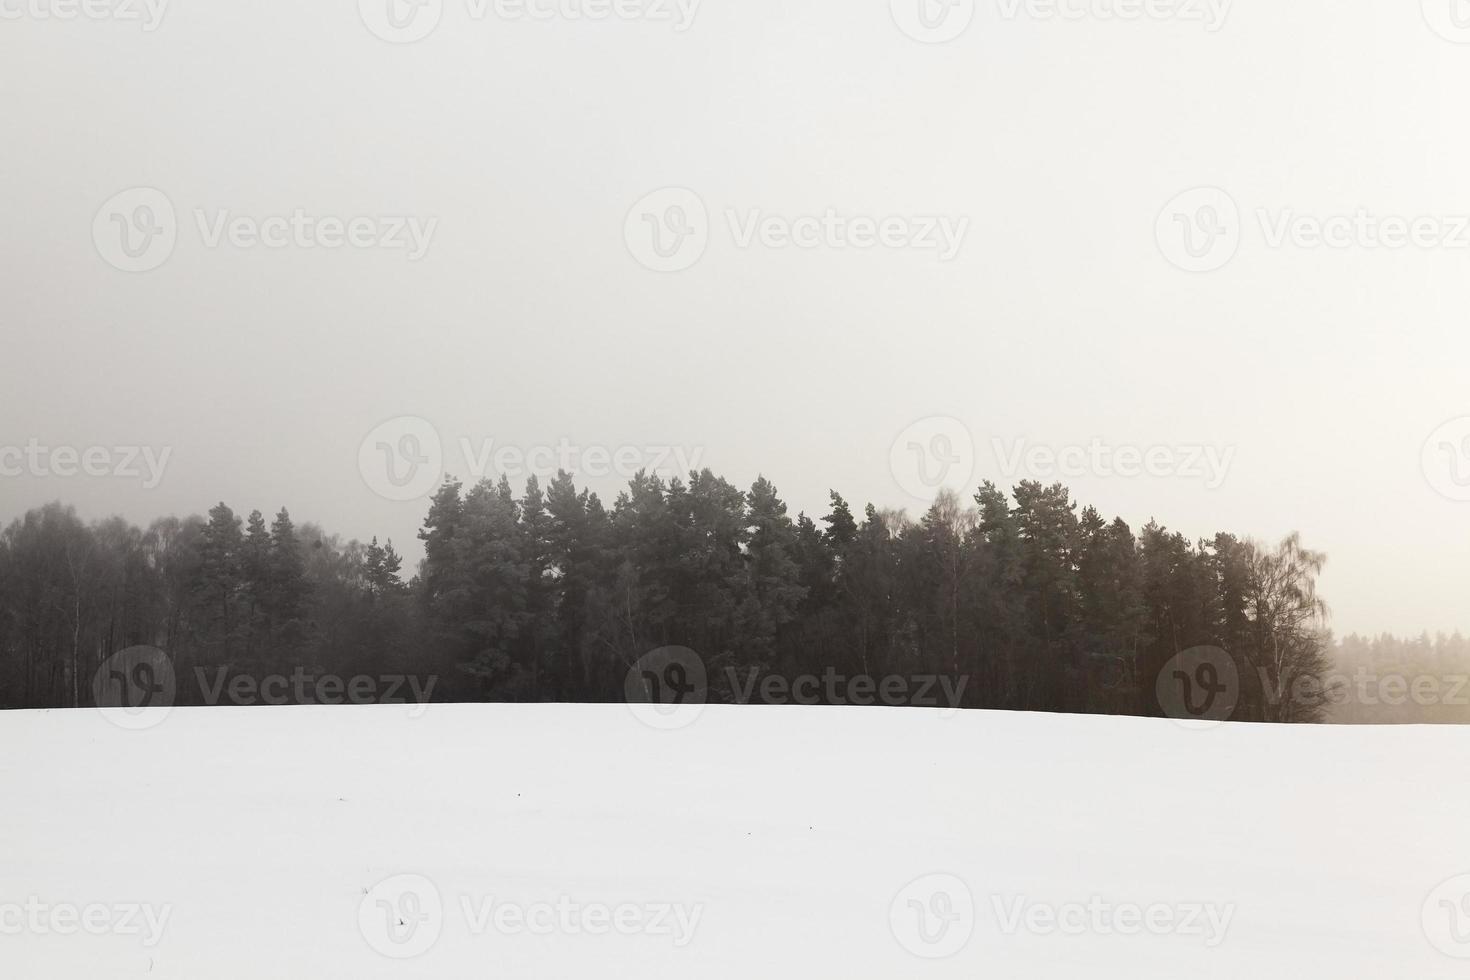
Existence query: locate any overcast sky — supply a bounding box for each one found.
[2,0,1468,638]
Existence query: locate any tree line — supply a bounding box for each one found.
[0,468,1396,722]
[1329,632,1470,724]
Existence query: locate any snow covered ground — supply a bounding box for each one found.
[3,703,1469,978]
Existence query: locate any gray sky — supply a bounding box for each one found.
[3,0,1469,638]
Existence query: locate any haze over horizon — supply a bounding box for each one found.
[4,0,1469,639]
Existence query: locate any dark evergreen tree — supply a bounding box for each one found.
[194,502,243,652]
[268,508,310,633]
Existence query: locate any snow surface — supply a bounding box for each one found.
[3,703,1468,978]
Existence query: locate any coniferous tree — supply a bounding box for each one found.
[268,508,310,635]
[241,510,271,644]
[194,502,243,652]
[363,537,405,600]
[738,476,806,667]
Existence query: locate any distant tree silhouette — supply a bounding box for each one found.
[0,469,1389,722]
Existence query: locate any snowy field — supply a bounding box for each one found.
[3,703,1469,978]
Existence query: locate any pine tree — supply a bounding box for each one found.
[268,508,310,630]
[823,491,858,549]
[544,470,593,697]
[519,476,557,699]
[194,502,243,649]
[241,510,271,641]
[419,477,466,618]
[738,476,808,666]
[363,536,404,599]
[457,478,531,697]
